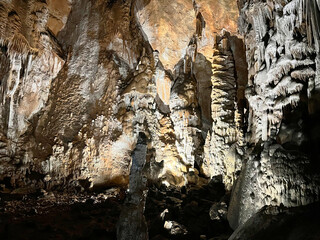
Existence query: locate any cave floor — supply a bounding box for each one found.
[0,190,124,240]
[1,185,319,240]
[0,181,233,240]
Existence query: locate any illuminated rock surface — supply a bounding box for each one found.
[228,0,320,230]
[0,0,319,239]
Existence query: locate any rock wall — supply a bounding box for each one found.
[0,0,245,193]
[228,0,320,229]
[0,0,319,236]
[0,0,145,192]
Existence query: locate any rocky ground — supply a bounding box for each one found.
[1,184,320,240]
[0,181,233,240]
[0,189,124,240]
[145,180,232,240]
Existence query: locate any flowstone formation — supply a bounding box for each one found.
[0,0,319,239]
[0,0,245,193]
[228,0,320,229]
[202,33,244,191]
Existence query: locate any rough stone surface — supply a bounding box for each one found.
[228,0,320,229]
[202,33,244,190]
[145,180,232,239]
[134,0,239,70]
[117,132,149,240]
[0,0,320,239]
[0,0,245,193]
[229,203,320,240]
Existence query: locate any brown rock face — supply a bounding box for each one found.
[47,0,71,36]
[0,0,244,191]
[135,0,196,70]
[135,0,239,70]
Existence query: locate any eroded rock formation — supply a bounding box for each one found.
[0,0,246,193]
[0,0,319,239]
[228,0,320,229]
[117,132,148,240]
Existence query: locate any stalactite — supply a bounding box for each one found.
[229,0,320,230]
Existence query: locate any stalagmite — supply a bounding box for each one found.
[0,0,319,239]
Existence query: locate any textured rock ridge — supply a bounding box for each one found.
[0,0,320,239]
[0,0,65,140]
[0,0,244,193]
[228,0,320,229]
[0,0,66,191]
[117,132,148,240]
[202,33,244,190]
[0,0,145,192]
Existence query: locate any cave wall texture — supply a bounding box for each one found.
[228,0,320,228]
[0,0,320,234]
